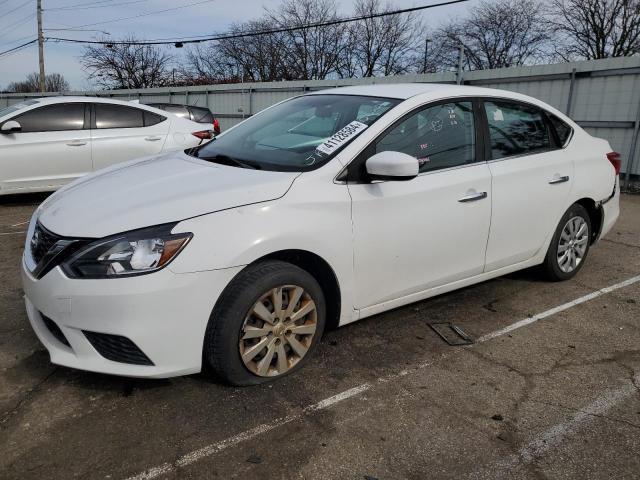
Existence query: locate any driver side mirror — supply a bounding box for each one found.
[0,120,22,134]
[365,151,419,181]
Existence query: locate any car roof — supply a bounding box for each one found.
[307,83,569,121]
[309,83,534,102]
[148,102,210,111]
[18,95,166,111]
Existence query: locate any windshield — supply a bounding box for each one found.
[0,100,39,119]
[190,94,400,171]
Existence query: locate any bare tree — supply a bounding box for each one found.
[432,0,552,71]
[548,0,640,60]
[267,0,344,80]
[6,72,70,92]
[81,37,174,89]
[182,44,240,85]
[340,0,424,77]
[182,20,292,84]
[178,0,430,84]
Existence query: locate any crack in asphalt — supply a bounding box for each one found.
[0,367,57,427]
[528,398,640,430]
[602,238,640,250]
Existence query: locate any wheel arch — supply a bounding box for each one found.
[575,197,603,244]
[254,249,342,330]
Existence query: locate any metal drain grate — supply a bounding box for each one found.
[428,322,474,346]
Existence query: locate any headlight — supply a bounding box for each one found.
[62,223,192,279]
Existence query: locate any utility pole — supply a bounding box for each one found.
[456,43,464,85]
[423,38,430,74]
[37,0,45,93]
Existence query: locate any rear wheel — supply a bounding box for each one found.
[204,261,325,385]
[542,203,591,281]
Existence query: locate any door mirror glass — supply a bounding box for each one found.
[366,151,418,181]
[0,120,22,133]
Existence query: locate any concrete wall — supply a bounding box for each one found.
[2,57,640,178]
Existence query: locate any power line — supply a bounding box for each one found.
[46,0,118,9]
[46,0,471,46]
[45,0,214,31]
[0,38,37,58]
[0,12,35,41]
[46,0,149,11]
[0,0,33,17]
[0,32,38,48]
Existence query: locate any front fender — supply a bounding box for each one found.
[168,179,354,317]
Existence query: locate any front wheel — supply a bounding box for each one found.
[203,260,326,386]
[542,203,592,281]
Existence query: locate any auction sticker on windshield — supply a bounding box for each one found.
[316,121,368,156]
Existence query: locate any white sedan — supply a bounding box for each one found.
[0,96,212,195]
[21,84,620,385]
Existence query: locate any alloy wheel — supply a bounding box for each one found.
[239,285,318,377]
[557,216,589,273]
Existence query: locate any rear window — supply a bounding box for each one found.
[11,103,85,132]
[143,110,166,127]
[549,114,573,147]
[189,107,214,123]
[162,105,190,118]
[95,104,144,129]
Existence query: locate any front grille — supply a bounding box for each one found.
[41,314,70,347]
[30,222,62,264]
[83,331,154,366]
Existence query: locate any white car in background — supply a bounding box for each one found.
[21,84,620,385]
[0,97,212,195]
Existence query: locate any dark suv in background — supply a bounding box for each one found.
[147,103,221,135]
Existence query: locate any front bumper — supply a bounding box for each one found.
[22,258,243,378]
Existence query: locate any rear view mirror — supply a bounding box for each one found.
[365,151,419,181]
[0,120,21,134]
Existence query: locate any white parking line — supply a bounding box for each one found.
[0,231,26,236]
[127,384,371,480]
[125,273,640,480]
[482,374,640,477]
[478,273,640,342]
[11,220,30,227]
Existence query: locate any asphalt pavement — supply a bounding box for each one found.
[1,193,639,480]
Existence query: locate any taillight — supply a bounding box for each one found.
[213,119,220,135]
[606,152,621,175]
[192,130,213,140]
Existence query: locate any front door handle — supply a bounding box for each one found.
[145,136,162,142]
[549,175,570,185]
[458,191,488,203]
[66,140,86,147]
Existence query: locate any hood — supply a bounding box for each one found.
[37,151,299,238]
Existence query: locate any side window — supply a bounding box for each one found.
[374,101,475,173]
[484,100,551,159]
[189,107,214,123]
[548,114,573,147]
[164,105,190,118]
[143,110,166,127]
[11,103,85,132]
[95,104,144,129]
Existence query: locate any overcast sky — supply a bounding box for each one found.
[0,0,482,89]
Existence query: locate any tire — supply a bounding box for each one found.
[542,203,592,281]
[203,260,326,386]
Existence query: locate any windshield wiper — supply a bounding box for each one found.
[198,154,261,170]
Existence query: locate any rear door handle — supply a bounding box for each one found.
[66,140,86,147]
[145,136,162,142]
[549,175,570,185]
[458,191,488,203]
